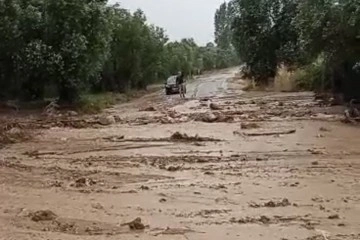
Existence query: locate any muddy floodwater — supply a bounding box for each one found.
[0,68,360,240]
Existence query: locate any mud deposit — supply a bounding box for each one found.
[1,68,360,240]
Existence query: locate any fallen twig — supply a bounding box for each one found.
[244,129,296,136]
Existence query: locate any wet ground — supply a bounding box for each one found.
[1,68,360,240]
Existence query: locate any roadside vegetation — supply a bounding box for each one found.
[215,0,360,100]
[0,0,239,107]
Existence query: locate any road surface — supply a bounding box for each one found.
[0,69,360,240]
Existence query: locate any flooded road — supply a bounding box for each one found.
[0,68,360,240]
[187,68,236,98]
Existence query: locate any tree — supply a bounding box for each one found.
[0,0,239,103]
[45,0,111,102]
[230,0,300,83]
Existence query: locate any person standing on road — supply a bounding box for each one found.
[176,71,186,99]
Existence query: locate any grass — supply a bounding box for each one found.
[77,93,123,114]
[241,65,313,93]
[77,85,163,114]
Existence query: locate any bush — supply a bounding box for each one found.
[77,93,117,114]
[294,56,327,91]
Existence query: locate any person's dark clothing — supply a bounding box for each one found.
[176,74,184,85]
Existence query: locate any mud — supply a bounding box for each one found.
[0,68,360,240]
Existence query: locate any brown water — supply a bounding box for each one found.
[0,68,359,240]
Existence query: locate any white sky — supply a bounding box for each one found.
[109,0,227,45]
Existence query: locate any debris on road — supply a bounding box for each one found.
[71,177,97,188]
[170,132,220,142]
[0,127,32,144]
[210,102,222,110]
[1,71,359,240]
[140,185,150,190]
[328,214,340,219]
[29,210,58,222]
[152,227,199,236]
[249,198,291,208]
[319,127,330,132]
[140,106,156,112]
[167,165,183,172]
[91,203,104,210]
[244,129,296,136]
[264,198,291,207]
[215,112,234,123]
[98,115,116,125]
[121,217,146,230]
[308,148,326,155]
[241,122,260,129]
[197,112,218,123]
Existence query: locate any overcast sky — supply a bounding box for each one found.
[109,0,226,45]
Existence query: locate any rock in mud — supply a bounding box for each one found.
[259,215,271,224]
[140,185,150,190]
[179,116,189,123]
[167,165,182,172]
[99,115,116,125]
[279,198,291,206]
[160,116,175,124]
[122,217,146,230]
[264,201,276,207]
[30,210,58,222]
[210,103,222,110]
[328,214,340,219]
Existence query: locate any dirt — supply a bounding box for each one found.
[0,68,360,240]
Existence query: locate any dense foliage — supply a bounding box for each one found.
[0,0,239,103]
[224,0,360,97]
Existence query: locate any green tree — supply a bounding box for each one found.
[45,0,111,102]
[0,0,240,104]
[231,0,299,83]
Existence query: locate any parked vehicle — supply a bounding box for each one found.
[164,75,179,95]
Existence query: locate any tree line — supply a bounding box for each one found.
[0,0,239,103]
[215,0,360,100]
